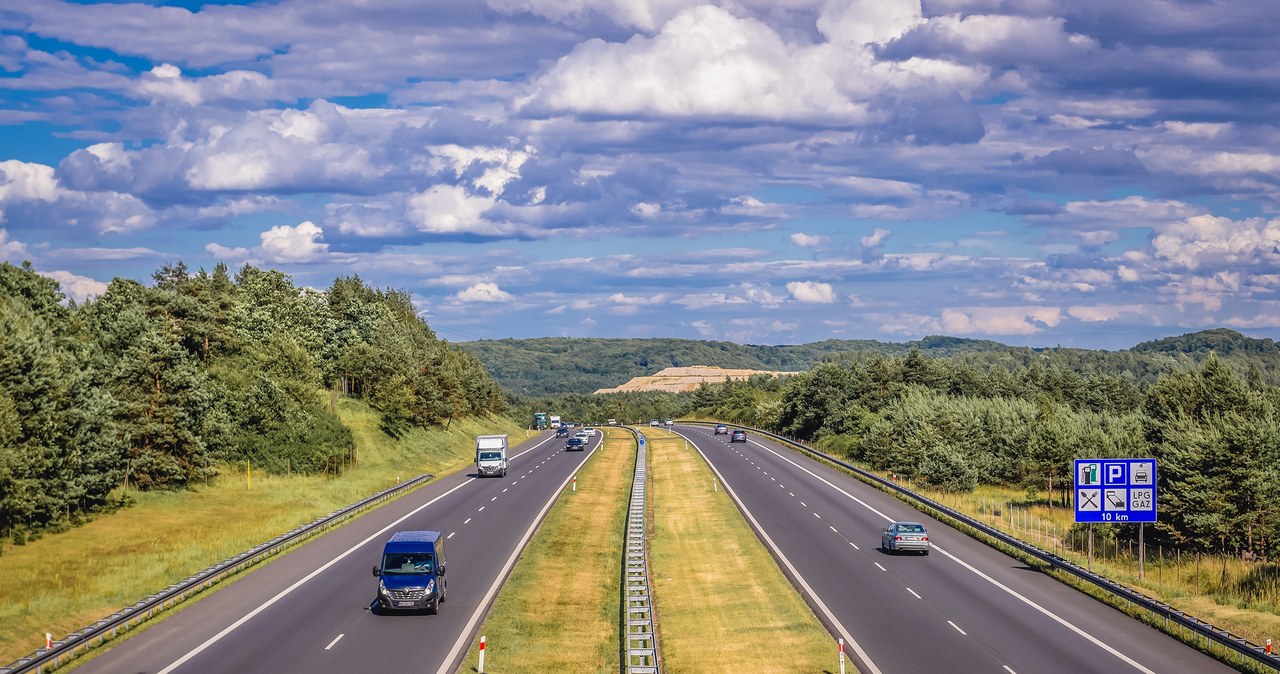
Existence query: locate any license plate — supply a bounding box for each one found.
[906,536,918,541]
[396,601,415,607]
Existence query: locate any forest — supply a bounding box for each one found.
[463,330,1280,396]
[0,261,503,546]
[511,344,1280,557]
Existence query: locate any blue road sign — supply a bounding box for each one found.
[1074,458,1156,523]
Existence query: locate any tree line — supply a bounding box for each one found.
[463,330,1280,397]
[513,347,1280,556]
[0,261,503,545]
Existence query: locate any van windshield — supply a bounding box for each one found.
[478,451,503,461]
[382,553,434,574]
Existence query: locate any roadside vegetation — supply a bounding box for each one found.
[1,261,503,550]
[0,399,521,665]
[460,428,633,673]
[646,430,834,673]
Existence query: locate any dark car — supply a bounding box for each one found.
[881,521,930,555]
[729,429,747,443]
[714,424,728,434]
[555,426,570,438]
[565,436,586,451]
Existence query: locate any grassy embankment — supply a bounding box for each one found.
[647,430,835,674]
[459,427,634,673]
[0,397,525,664]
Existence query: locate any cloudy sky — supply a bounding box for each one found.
[2,0,1278,349]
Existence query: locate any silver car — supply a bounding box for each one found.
[881,522,930,555]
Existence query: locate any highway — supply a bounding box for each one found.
[670,424,1238,674]
[73,431,601,674]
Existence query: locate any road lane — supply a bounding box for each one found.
[75,431,601,674]
[674,424,1236,674]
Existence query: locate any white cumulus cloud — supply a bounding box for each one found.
[787,280,836,303]
[456,282,514,302]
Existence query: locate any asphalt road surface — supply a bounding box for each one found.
[74,431,600,674]
[671,424,1238,674]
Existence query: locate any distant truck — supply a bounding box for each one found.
[372,530,447,614]
[476,434,509,478]
[534,412,548,430]
[549,414,561,427]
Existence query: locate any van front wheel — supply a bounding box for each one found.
[428,595,439,615]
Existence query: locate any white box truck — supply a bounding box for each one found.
[475,434,509,478]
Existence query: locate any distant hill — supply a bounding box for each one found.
[457,334,1057,396]
[457,330,1280,397]
[1131,327,1280,356]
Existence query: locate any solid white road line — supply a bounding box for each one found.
[680,434,884,674]
[753,442,1159,674]
[435,442,602,674]
[154,432,560,674]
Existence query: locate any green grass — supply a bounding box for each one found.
[459,427,634,673]
[647,431,835,674]
[0,398,524,664]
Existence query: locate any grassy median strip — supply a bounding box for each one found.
[460,428,634,673]
[0,399,524,665]
[648,431,835,674]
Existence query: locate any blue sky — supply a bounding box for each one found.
[2,0,1278,349]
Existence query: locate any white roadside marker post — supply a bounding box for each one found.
[478,635,486,672]
[839,637,846,674]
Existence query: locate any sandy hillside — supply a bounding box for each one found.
[594,365,798,394]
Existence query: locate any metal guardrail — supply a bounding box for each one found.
[679,420,1280,673]
[621,428,660,674]
[2,473,435,674]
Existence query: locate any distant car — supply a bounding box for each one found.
[664,419,674,427]
[714,424,728,435]
[582,427,597,437]
[881,522,930,555]
[565,437,586,451]
[650,419,660,427]
[555,426,570,438]
[607,419,617,426]
[573,431,589,442]
[729,429,747,443]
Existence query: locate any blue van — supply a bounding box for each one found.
[372,531,447,613]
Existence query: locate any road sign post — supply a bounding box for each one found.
[1075,458,1156,573]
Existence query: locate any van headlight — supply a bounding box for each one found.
[426,579,435,596]
[378,580,388,595]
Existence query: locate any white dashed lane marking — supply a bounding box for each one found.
[874,562,886,571]
[464,518,471,525]
[949,621,967,635]
[325,634,343,650]
[447,532,456,539]
[907,588,921,599]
